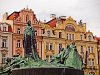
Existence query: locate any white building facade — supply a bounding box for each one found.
[0,22,12,65]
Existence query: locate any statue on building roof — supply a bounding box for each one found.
[78,20,83,25]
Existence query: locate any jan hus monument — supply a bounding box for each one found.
[0,20,84,75]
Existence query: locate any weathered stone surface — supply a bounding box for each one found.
[11,68,84,75]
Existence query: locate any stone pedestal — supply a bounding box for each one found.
[11,68,84,75]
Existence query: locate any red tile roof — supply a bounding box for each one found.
[47,18,57,27]
[47,18,66,28]
[8,25,12,32]
[95,37,100,45]
[96,37,100,40]
[7,12,19,20]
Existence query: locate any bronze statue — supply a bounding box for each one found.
[23,20,40,60]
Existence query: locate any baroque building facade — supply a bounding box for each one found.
[41,15,99,75]
[5,8,42,57]
[0,8,99,75]
[96,37,100,75]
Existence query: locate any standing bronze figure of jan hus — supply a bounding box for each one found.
[23,20,40,60]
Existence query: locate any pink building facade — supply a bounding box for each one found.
[7,8,42,57]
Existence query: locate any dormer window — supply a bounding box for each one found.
[17,28,20,34]
[47,30,50,37]
[3,26,6,31]
[88,35,91,41]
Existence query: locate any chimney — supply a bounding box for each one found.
[50,14,56,19]
[59,16,66,20]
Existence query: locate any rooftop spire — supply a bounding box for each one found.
[26,5,28,9]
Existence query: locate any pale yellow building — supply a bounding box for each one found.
[41,16,99,75]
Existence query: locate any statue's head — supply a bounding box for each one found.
[72,42,75,45]
[27,20,31,26]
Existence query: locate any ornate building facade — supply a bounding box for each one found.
[0,22,12,65]
[41,16,99,75]
[96,37,100,75]
[6,8,42,57]
[0,8,99,75]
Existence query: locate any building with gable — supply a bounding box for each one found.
[0,8,99,75]
[0,22,13,65]
[4,8,42,57]
[41,15,99,75]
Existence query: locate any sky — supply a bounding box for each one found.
[0,0,100,36]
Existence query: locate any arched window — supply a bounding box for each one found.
[47,30,50,37]
[66,25,75,32]
[26,15,29,22]
[50,43,53,50]
[17,40,20,48]
[17,28,20,34]
[88,35,91,41]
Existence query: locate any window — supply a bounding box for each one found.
[52,30,55,35]
[88,35,91,41]
[35,30,37,36]
[66,25,75,32]
[2,54,6,64]
[91,47,93,53]
[59,32,62,38]
[47,30,50,37]
[89,72,95,75]
[2,39,7,48]
[59,44,62,53]
[17,40,20,48]
[26,15,29,22]
[50,43,53,50]
[80,35,82,40]
[88,59,94,66]
[91,59,94,66]
[88,46,93,53]
[3,26,6,31]
[88,59,91,66]
[69,34,71,40]
[17,28,20,34]
[72,34,74,40]
[80,46,83,53]
[66,34,68,40]
[50,55,52,61]
[88,46,90,53]
[46,55,49,61]
[46,43,49,50]
[41,29,45,34]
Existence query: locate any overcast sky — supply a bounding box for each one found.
[0,0,100,36]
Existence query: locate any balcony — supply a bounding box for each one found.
[83,65,98,70]
[1,47,8,49]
